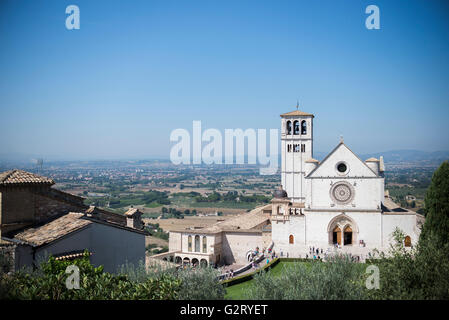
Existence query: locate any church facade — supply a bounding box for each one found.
[272,109,424,256]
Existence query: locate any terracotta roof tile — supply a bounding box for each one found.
[54,250,92,261]
[14,213,92,247]
[280,110,314,117]
[124,208,141,217]
[0,170,54,186]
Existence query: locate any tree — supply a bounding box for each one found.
[420,161,449,246]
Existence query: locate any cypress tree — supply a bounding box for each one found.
[420,161,449,246]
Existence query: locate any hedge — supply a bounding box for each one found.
[278,257,320,263]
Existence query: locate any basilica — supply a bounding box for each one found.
[158,108,424,267]
[272,109,424,256]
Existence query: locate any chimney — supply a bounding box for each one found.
[124,207,143,229]
[85,205,99,217]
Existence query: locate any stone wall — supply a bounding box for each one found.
[0,187,35,234]
[34,188,87,223]
[0,185,88,235]
[0,243,16,273]
[222,231,263,265]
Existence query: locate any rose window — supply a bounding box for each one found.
[330,182,354,204]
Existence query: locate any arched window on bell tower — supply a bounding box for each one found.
[286,121,292,135]
[301,120,307,135]
[293,121,300,135]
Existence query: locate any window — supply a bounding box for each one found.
[195,235,200,252]
[286,121,292,135]
[293,121,300,135]
[301,144,305,152]
[188,235,192,252]
[301,120,307,135]
[289,235,294,244]
[293,144,300,152]
[404,236,411,247]
[336,162,348,175]
[202,236,207,253]
[337,163,347,173]
[287,144,292,152]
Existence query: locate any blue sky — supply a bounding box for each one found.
[0,0,448,160]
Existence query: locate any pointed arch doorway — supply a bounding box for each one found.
[332,226,342,245]
[328,214,358,246]
[343,226,353,245]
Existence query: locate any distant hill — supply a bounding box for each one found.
[359,150,449,163]
[313,150,449,163]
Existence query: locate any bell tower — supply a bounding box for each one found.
[280,106,314,203]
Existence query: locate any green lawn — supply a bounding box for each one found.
[224,261,311,300]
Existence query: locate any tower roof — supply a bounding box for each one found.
[280,110,314,117]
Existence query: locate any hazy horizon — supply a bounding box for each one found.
[1,148,448,164]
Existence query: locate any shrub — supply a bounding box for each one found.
[244,255,368,300]
[177,266,225,300]
[0,251,181,300]
[369,229,449,300]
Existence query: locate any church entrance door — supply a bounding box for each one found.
[333,226,341,245]
[343,226,352,245]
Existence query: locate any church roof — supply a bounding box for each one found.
[13,213,92,247]
[305,141,380,178]
[280,110,314,117]
[0,170,54,186]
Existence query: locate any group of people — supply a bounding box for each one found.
[223,269,234,279]
[304,246,324,260]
